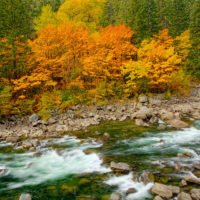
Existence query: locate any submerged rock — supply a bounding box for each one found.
[0,168,8,176]
[157,124,167,130]
[19,193,32,200]
[184,151,193,157]
[151,183,173,199]
[126,187,137,195]
[140,172,154,184]
[109,193,121,200]
[177,192,192,200]
[110,161,131,174]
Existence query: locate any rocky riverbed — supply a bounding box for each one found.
[1,90,200,200]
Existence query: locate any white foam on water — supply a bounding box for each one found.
[115,127,200,156]
[0,136,110,190]
[105,173,153,200]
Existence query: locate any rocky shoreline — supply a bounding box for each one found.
[1,89,200,150]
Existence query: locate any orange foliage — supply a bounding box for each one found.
[82,24,137,87]
[13,22,90,94]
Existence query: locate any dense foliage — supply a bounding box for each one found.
[0,0,199,119]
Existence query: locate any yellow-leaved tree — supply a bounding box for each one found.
[123,29,182,94]
[34,5,58,32]
[57,0,106,31]
[174,30,191,64]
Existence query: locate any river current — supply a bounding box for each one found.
[0,120,200,199]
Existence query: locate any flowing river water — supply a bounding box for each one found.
[1,120,200,200]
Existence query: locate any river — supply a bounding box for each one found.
[0,120,200,200]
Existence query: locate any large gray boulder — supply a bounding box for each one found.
[6,136,19,143]
[151,183,173,199]
[177,192,192,200]
[110,161,131,173]
[161,112,174,121]
[19,193,32,200]
[136,106,152,120]
[190,188,200,200]
[135,119,149,127]
[168,119,189,128]
[29,114,40,123]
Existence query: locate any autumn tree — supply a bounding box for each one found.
[123,29,182,94]
[34,5,58,32]
[82,24,137,98]
[174,30,191,65]
[57,0,106,31]
[13,22,90,96]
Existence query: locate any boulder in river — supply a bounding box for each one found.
[6,136,19,143]
[151,183,173,199]
[168,119,189,129]
[194,164,200,170]
[110,161,131,174]
[184,175,200,184]
[22,141,32,149]
[126,188,137,195]
[19,193,32,200]
[190,188,200,200]
[157,124,167,130]
[135,119,149,127]
[177,192,192,200]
